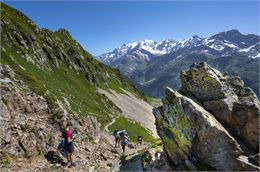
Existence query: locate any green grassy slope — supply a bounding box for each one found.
[0,2,146,127]
[146,97,162,107]
[108,116,155,142]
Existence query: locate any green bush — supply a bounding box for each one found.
[0,156,13,164]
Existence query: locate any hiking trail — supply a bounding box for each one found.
[111,144,148,172]
[104,116,119,132]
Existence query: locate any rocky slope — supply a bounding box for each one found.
[153,62,260,170]
[98,30,260,98]
[0,64,119,171]
[0,3,157,170]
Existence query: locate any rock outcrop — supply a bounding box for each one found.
[154,62,260,170]
[180,62,259,152]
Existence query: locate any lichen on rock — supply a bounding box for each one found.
[153,62,260,171]
[180,62,260,152]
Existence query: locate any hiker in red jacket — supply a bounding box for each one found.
[64,125,75,167]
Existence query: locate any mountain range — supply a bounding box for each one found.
[97,30,260,97]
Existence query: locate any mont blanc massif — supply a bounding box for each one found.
[97,30,259,98]
[1,2,260,171]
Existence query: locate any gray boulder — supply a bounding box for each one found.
[180,62,260,152]
[154,87,259,170]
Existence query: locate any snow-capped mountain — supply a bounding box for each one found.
[97,30,260,65]
[98,40,166,65]
[97,30,260,98]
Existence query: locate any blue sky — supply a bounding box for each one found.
[4,1,260,56]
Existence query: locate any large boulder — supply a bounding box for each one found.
[180,62,260,152]
[154,87,259,170]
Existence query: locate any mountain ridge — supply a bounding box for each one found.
[97,29,260,64]
[97,29,260,98]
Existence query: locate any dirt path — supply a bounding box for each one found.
[98,88,158,138]
[112,144,148,172]
[104,115,119,132]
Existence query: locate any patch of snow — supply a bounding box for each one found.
[208,44,225,51]
[201,50,209,53]
[222,52,231,56]
[203,39,216,44]
[179,38,191,47]
[252,53,260,59]
[108,54,114,57]
[141,46,164,55]
[140,78,156,85]
[223,42,238,49]
[176,54,183,59]
[239,45,255,52]
[126,42,138,48]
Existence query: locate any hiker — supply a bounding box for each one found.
[121,133,129,154]
[138,136,143,144]
[64,124,75,168]
[113,129,120,148]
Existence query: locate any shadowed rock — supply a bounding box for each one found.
[180,62,259,152]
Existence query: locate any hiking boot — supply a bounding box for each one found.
[68,162,76,168]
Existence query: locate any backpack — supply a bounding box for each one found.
[119,131,126,139]
[57,139,67,156]
[62,130,68,144]
[113,130,119,137]
[124,139,128,145]
[122,136,128,145]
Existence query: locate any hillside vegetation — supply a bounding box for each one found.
[0,2,145,127]
[108,116,155,142]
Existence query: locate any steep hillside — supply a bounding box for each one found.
[0,3,158,170]
[98,30,260,98]
[0,2,146,127]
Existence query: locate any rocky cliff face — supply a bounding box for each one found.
[154,62,259,170]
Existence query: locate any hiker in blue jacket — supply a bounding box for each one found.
[121,132,129,154]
